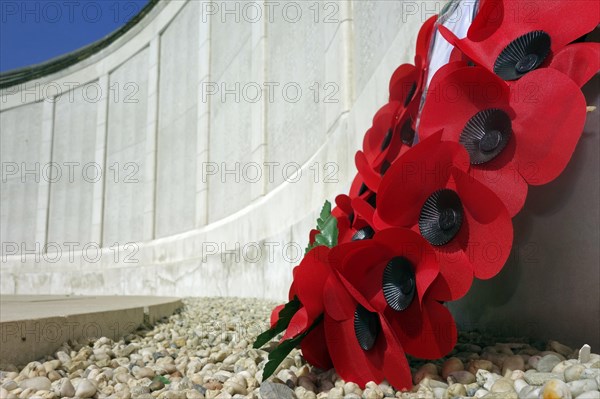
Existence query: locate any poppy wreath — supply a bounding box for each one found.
[254,0,599,390]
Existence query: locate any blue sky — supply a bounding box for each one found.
[0,0,150,72]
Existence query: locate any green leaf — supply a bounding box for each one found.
[305,200,338,253]
[253,297,301,349]
[262,333,306,381]
[261,314,323,381]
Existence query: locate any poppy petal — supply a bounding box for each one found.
[377,318,413,390]
[372,211,396,231]
[349,174,367,198]
[324,314,383,387]
[334,244,393,313]
[270,304,285,328]
[288,282,297,301]
[323,274,356,321]
[364,102,403,163]
[548,42,600,88]
[282,307,309,341]
[377,132,469,227]
[355,151,382,192]
[465,0,502,42]
[428,248,474,301]
[389,64,419,104]
[337,214,356,244]
[385,300,457,360]
[468,139,528,217]
[453,168,513,279]
[416,15,438,63]
[294,246,331,319]
[351,197,376,228]
[511,68,587,185]
[335,194,353,215]
[300,322,333,370]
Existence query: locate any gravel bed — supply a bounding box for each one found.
[1,298,598,399]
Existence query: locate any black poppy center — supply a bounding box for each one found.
[494,30,551,80]
[479,129,502,153]
[394,117,415,146]
[382,257,416,311]
[358,183,368,196]
[366,193,376,208]
[380,160,391,176]
[419,189,463,246]
[352,226,375,241]
[460,109,512,165]
[438,208,458,231]
[404,81,417,107]
[515,53,539,74]
[354,304,380,351]
[380,129,393,151]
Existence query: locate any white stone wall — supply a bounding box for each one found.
[104,47,150,245]
[156,1,202,237]
[0,102,45,249]
[1,0,598,348]
[47,83,100,246]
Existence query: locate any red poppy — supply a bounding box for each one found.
[333,194,376,244]
[329,228,458,362]
[347,173,378,213]
[389,15,438,115]
[358,106,414,193]
[362,101,405,168]
[271,246,333,369]
[348,172,368,199]
[328,196,356,246]
[373,133,513,290]
[439,0,600,86]
[419,64,587,215]
[354,151,386,194]
[323,272,413,390]
[350,196,377,231]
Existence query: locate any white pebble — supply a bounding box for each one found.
[513,379,528,393]
[567,379,598,397]
[57,378,75,397]
[491,378,515,393]
[2,381,18,392]
[578,345,591,363]
[564,364,585,382]
[19,377,51,391]
[519,385,539,398]
[578,392,600,399]
[75,379,97,398]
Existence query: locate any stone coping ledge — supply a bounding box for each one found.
[0,295,182,367]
